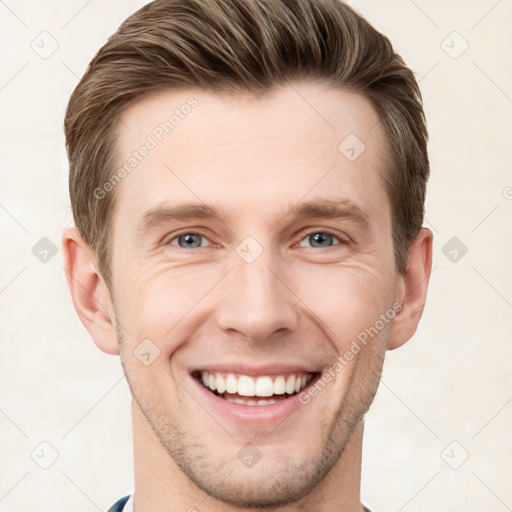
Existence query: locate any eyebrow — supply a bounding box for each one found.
[137,199,372,234]
[285,199,372,232]
[137,203,222,233]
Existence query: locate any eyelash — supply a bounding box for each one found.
[167,229,347,250]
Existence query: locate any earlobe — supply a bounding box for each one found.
[62,227,120,355]
[387,227,433,350]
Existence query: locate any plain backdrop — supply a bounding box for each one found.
[1,1,511,511]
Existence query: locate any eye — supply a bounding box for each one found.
[298,230,345,249]
[168,232,212,249]
[166,230,346,250]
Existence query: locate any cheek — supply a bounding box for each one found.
[115,265,217,346]
[289,261,394,345]
[114,247,396,355]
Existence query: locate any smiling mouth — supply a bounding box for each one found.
[192,370,318,406]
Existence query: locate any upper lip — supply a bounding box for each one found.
[189,363,320,377]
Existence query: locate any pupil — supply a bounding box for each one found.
[311,233,332,247]
[180,234,201,248]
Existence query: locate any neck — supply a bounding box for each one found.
[131,398,365,512]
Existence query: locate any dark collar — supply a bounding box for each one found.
[107,495,130,512]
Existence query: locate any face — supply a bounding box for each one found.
[108,82,403,506]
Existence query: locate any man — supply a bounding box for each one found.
[62,0,432,511]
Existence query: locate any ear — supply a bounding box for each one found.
[62,227,119,355]
[387,227,433,350]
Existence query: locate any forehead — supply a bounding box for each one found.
[112,82,391,232]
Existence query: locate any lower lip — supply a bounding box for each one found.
[190,373,320,425]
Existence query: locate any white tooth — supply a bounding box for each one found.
[216,374,226,394]
[226,373,238,393]
[226,397,242,404]
[234,398,246,405]
[238,375,256,396]
[268,399,277,404]
[246,399,258,406]
[301,375,307,390]
[294,376,301,393]
[285,375,296,394]
[273,376,286,395]
[201,372,208,387]
[255,376,274,397]
[257,400,269,405]
[208,373,217,391]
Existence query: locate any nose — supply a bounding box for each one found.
[215,243,299,343]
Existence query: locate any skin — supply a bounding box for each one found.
[63,81,432,512]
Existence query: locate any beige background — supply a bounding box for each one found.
[1,1,511,511]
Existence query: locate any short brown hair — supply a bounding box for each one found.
[64,0,429,288]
